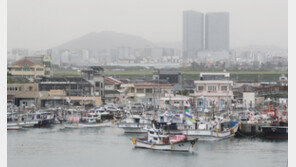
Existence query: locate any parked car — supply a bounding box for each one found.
[105,106,119,112]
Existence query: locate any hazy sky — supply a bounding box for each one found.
[8,0,287,50]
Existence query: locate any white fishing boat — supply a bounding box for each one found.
[118,115,151,133]
[7,126,23,130]
[131,127,198,152]
[7,113,39,128]
[183,121,239,141]
[64,121,111,129]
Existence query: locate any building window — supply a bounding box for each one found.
[198,86,204,91]
[131,87,135,93]
[44,62,51,67]
[29,86,33,91]
[221,86,228,91]
[45,71,50,75]
[36,68,44,71]
[208,86,217,91]
[146,88,152,93]
[137,88,144,93]
[95,82,100,87]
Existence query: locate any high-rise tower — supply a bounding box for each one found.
[205,12,229,51]
[183,11,204,60]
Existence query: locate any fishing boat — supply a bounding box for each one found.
[7,113,39,128]
[7,126,23,130]
[260,111,288,139]
[118,115,151,133]
[34,112,55,127]
[64,113,111,129]
[183,120,240,141]
[131,126,198,152]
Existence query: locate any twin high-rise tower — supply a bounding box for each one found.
[183,11,229,60]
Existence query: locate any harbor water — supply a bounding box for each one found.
[8,125,288,167]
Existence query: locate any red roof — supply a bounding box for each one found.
[12,59,35,67]
[104,76,122,85]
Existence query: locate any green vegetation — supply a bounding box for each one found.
[7,78,14,83]
[52,69,287,82]
[265,94,288,99]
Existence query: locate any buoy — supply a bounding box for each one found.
[17,121,19,126]
[151,143,154,148]
[171,144,173,149]
[132,138,136,144]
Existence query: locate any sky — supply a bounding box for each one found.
[8,0,288,50]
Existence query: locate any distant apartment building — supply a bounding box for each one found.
[193,73,233,112]
[205,12,229,51]
[11,48,29,57]
[8,55,52,81]
[183,11,204,60]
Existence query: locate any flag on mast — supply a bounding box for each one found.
[184,100,196,123]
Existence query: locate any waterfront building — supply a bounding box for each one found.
[193,73,233,112]
[7,55,52,81]
[122,82,174,104]
[159,94,190,110]
[183,11,204,60]
[38,77,93,96]
[104,76,122,104]
[153,70,182,85]
[278,74,288,86]
[243,92,255,109]
[7,83,40,108]
[81,66,105,96]
[205,12,229,51]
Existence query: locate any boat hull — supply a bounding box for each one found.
[261,126,288,139]
[122,127,147,134]
[7,121,39,128]
[132,139,197,152]
[34,119,55,127]
[7,126,22,130]
[119,123,150,134]
[183,123,239,141]
[64,122,111,129]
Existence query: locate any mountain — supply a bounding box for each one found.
[54,31,154,50]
